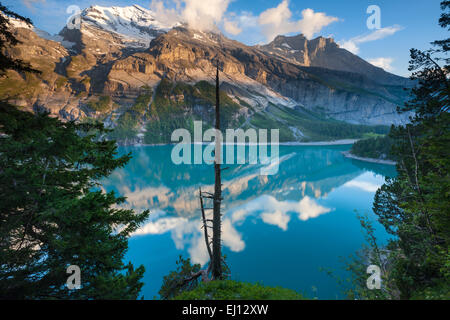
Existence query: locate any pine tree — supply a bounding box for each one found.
[0,102,150,299]
[0,4,149,299]
[372,1,450,299]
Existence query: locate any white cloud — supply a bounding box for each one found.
[261,210,290,231]
[337,39,359,54]
[231,194,332,230]
[150,0,232,32]
[296,196,331,220]
[150,0,183,26]
[259,0,292,31]
[132,216,188,236]
[258,0,338,41]
[182,0,231,31]
[131,213,245,266]
[223,17,242,35]
[149,1,337,41]
[119,185,172,211]
[188,232,211,265]
[343,180,381,193]
[222,219,245,252]
[296,8,339,40]
[338,25,403,54]
[221,11,259,37]
[236,11,259,29]
[366,57,394,71]
[118,188,334,264]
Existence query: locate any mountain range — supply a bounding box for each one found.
[0,4,414,144]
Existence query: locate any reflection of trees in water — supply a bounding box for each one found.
[349,158,397,178]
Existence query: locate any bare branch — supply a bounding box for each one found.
[199,187,213,262]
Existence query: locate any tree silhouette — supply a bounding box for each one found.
[0,3,39,75]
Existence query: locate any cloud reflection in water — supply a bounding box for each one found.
[104,145,389,266]
[131,194,332,265]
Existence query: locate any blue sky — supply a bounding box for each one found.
[3,0,447,76]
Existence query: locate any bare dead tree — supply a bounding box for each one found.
[197,61,223,280]
[211,61,223,280]
[170,61,224,290]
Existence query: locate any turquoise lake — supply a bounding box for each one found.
[101,144,397,299]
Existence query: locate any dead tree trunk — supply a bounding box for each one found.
[199,187,213,263]
[168,62,224,293]
[211,61,223,280]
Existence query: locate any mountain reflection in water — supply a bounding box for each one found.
[101,144,396,299]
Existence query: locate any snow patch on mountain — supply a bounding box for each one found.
[7,17,76,49]
[80,5,181,48]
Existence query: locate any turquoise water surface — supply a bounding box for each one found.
[101,144,396,299]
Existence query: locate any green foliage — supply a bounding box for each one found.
[251,103,390,142]
[88,96,112,113]
[84,262,146,299]
[108,92,154,142]
[362,132,386,139]
[192,81,241,127]
[296,118,388,141]
[159,255,231,300]
[149,78,182,118]
[351,135,394,160]
[145,79,196,144]
[373,114,450,299]
[329,214,399,300]
[355,3,450,300]
[0,102,149,299]
[109,111,139,141]
[174,280,306,300]
[249,112,295,142]
[159,256,202,300]
[138,79,390,144]
[145,116,195,144]
[0,72,42,99]
[144,79,241,144]
[130,93,152,115]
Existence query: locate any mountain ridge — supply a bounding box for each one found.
[0,4,414,144]
[258,33,409,86]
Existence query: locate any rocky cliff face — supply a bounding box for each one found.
[0,4,414,142]
[259,34,410,87]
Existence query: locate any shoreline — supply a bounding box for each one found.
[123,139,359,147]
[279,139,358,146]
[341,151,397,166]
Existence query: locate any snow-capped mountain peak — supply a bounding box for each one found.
[78,5,181,48]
